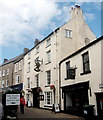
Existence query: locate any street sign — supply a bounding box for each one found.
[6,94,20,106]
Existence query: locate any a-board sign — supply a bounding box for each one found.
[6,94,20,106]
[54,104,60,113]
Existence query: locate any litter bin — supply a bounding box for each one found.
[83,104,95,117]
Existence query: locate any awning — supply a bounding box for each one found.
[10,83,23,92]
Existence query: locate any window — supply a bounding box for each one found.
[46,50,51,63]
[35,74,39,87]
[28,52,31,59]
[27,78,30,88]
[0,71,2,77]
[36,46,39,54]
[2,80,4,88]
[45,92,52,105]
[6,80,9,87]
[66,61,70,79]
[82,52,90,73]
[46,38,51,47]
[28,62,30,72]
[19,60,22,70]
[2,70,5,76]
[65,29,72,38]
[15,75,20,84]
[6,69,9,75]
[15,63,18,72]
[46,70,51,85]
[66,61,75,79]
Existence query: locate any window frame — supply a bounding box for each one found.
[44,92,52,106]
[65,29,72,38]
[46,38,51,47]
[46,50,51,63]
[46,70,51,86]
[81,51,91,75]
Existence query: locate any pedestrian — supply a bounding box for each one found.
[20,95,26,114]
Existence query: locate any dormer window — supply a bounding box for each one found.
[65,29,72,38]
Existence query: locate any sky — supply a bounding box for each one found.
[0,0,102,64]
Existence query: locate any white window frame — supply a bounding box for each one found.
[6,69,9,75]
[6,80,9,87]
[45,92,52,105]
[2,70,5,76]
[2,80,4,88]
[15,63,18,72]
[46,50,51,63]
[46,38,51,47]
[19,60,22,71]
[65,29,72,38]
[15,75,20,84]
[46,70,51,86]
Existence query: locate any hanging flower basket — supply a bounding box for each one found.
[50,85,55,90]
[37,87,42,93]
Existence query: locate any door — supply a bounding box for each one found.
[96,93,103,116]
[33,89,40,108]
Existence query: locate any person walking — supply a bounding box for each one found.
[20,95,26,114]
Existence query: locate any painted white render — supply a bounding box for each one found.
[60,37,103,116]
[23,5,97,110]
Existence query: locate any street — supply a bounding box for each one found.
[17,107,84,120]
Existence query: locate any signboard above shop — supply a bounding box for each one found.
[6,94,20,106]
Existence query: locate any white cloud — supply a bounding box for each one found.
[84,13,95,21]
[0,0,71,47]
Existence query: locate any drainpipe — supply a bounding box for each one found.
[59,62,61,110]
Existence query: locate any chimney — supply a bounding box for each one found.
[4,58,8,63]
[23,48,29,54]
[70,5,83,18]
[34,38,40,47]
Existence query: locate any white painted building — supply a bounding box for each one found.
[23,5,96,109]
[60,36,103,116]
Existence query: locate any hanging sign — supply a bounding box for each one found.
[6,94,20,106]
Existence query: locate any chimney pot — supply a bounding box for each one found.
[4,58,8,63]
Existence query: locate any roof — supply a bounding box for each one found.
[59,35,103,65]
[0,53,24,67]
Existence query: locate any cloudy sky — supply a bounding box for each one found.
[0,0,102,64]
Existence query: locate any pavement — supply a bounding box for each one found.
[17,107,84,120]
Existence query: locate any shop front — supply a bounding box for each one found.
[62,81,89,116]
[95,92,103,117]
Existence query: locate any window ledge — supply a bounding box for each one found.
[65,77,75,80]
[45,62,51,65]
[45,85,50,87]
[46,44,51,48]
[80,70,91,75]
[44,105,52,108]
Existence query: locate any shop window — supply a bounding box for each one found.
[45,92,52,105]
